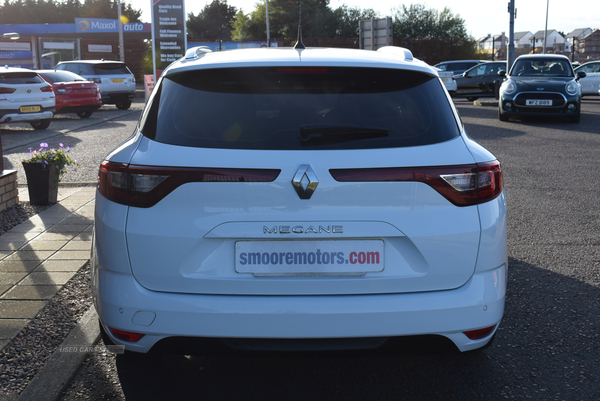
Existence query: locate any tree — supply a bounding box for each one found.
[393,4,468,39]
[0,0,141,24]
[187,0,237,41]
[332,5,378,38]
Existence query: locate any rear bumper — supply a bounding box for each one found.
[93,261,506,353]
[101,91,135,104]
[0,110,54,123]
[56,103,101,114]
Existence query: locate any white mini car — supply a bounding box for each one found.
[93,45,507,354]
[0,66,55,130]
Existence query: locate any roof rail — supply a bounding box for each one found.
[377,46,414,61]
[184,46,213,60]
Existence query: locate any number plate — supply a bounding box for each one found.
[526,99,552,106]
[111,78,124,83]
[19,105,41,113]
[235,240,384,276]
[441,77,450,82]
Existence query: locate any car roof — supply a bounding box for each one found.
[57,60,125,65]
[0,65,36,73]
[515,54,570,60]
[164,47,436,77]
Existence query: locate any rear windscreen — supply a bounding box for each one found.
[40,71,84,83]
[0,72,45,84]
[140,67,460,150]
[92,64,132,75]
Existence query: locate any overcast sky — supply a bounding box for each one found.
[129,0,599,40]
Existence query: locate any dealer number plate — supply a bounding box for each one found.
[235,240,384,276]
[111,78,124,83]
[526,99,552,106]
[19,105,40,113]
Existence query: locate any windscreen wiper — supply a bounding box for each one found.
[299,124,389,145]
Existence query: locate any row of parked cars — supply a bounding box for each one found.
[435,56,600,123]
[0,60,136,130]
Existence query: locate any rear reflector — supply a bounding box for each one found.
[464,325,497,340]
[98,161,281,208]
[109,327,145,342]
[330,161,503,207]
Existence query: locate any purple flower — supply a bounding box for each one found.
[40,142,48,148]
[56,165,60,169]
[59,143,64,147]
[44,160,49,165]
[66,147,70,152]
[28,147,33,151]
[74,159,78,163]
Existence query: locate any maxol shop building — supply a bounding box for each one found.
[0,18,150,78]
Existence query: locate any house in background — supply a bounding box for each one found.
[565,28,592,53]
[514,31,533,49]
[531,29,565,53]
[578,30,600,60]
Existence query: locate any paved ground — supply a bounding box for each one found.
[0,186,95,352]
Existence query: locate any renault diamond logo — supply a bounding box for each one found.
[292,164,318,199]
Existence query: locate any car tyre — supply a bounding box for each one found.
[498,107,509,122]
[30,119,51,130]
[116,101,132,110]
[76,111,93,118]
[466,97,479,102]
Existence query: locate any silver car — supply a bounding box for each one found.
[54,60,135,110]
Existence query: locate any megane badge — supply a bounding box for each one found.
[292,164,318,199]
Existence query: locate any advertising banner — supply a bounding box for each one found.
[151,0,186,81]
[75,18,152,34]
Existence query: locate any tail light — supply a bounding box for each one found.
[330,161,503,207]
[109,327,144,342]
[40,85,53,93]
[0,87,16,94]
[464,325,497,340]
[98,161,281,208]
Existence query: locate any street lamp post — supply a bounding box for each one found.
[117,0,125,62]
[265,0,270,47]
[543,0,549,53]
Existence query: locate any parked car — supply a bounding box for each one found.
[498,54,585,123]
[574,61,600,96]
[54,60,135,110]
[433,60,487,76]
[93,45,507,355]
[0,66,55,130]
[434,67,457,95]
[453,62,507,101]
[36,70,101,118]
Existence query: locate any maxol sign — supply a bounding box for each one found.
[75,18,151,33]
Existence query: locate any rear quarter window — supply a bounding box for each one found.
[140,67,460,150]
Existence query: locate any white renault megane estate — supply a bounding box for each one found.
[92,44,507,354]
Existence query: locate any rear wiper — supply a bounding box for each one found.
[299,124,389,145]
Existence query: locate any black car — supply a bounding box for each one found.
[498,54,586,123]
[453,62,507,101]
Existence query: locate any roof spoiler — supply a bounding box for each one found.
[377,46,414,62]
[184,46,213,60]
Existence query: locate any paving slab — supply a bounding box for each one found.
[2,285,61,300]
[0,300,47,318]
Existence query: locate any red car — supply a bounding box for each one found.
[36,70,101,118]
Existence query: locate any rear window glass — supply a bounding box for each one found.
[91,63,131,75]
[141,67,460,150]
[39,71,85,83]
[0,72,44,84]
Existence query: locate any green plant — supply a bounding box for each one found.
[23,142,80,183]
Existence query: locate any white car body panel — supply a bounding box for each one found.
[92,46,507,353]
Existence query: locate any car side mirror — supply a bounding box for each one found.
[462,71,468,77]
[576,71,586,80]
[498,70,506,77]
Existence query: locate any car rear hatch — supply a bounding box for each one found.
[0,72,52,103]
[116,65,486,296]
[63,82,98,99]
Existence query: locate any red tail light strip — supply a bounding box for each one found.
[98,161,281,208]
[330,161,503,207]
